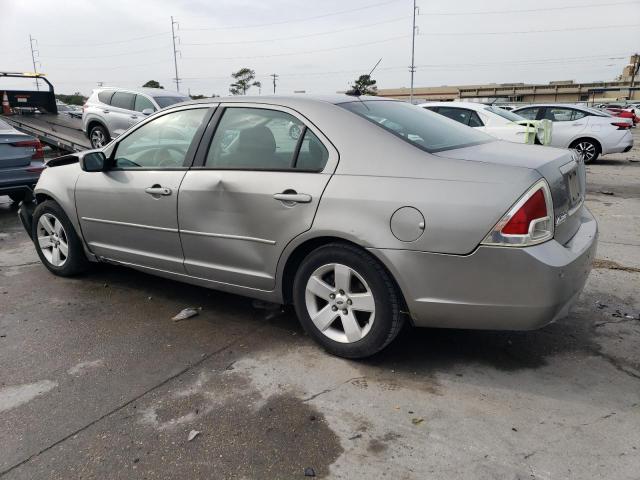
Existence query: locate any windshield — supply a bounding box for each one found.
[153,96,189,108]
[339,100,493,153]
[484,105,526,122]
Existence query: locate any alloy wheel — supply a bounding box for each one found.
[574,141,597,162]
[304,263,375,343]
[90,129,106,148]
[37,213,69,267]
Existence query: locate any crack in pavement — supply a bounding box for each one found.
[302,376,366,403]
[0,262,39,268]
[0,331,256,477]
[587,347,640,381]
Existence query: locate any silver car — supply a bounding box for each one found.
[82,87,189,148]
[20,96,598,358]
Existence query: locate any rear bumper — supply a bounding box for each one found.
[371,207,598,330]
[602,130,633,155]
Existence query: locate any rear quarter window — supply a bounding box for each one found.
[97,90,114,105]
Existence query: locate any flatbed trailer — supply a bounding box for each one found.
[2,113,90,152]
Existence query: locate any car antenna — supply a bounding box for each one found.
[347,58,382,98]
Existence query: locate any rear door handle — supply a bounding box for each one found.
[145,186,172,196]
[130,115,138,119]
[273,192,312,204]
[102,109,110,114]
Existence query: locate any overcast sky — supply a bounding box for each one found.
[1,0,639,96]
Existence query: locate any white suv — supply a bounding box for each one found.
[82,87,189,148]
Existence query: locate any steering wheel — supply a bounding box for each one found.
[152,145,186,167]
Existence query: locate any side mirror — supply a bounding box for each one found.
[142,108,154,116]
[80,151,108,172]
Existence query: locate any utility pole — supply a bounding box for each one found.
[630,53,640,100]
[171,16,181,92]
[270,73,279,94]
[409,0,418,103]
[29,34,40,91]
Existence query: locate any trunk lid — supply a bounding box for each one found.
[435,141,585,245]
[0,130,33,168]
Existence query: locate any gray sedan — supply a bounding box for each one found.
[1,118,45,202]
[19,96,597,358]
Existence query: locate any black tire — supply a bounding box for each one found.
[89,124,110,148]
[293,243,404,359]
[32,200,90,276]
[570,138,600,163]
[8,191,27,203]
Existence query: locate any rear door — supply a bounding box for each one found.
[76,106,212,272]
[542,107,587,147]
[107,91,137,137]
[178,104,337,290]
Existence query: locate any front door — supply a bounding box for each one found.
[106,91,137,137]
[178,105,336,290]
[76,106,211,272]
[541,107,587,148]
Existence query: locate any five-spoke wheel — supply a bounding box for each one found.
[36,213,69,267]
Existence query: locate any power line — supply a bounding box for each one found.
[420,23,640,36]
[181,0,403,31]
[181,17,409,46]
[423,0,640,15]
[183,34,409,61]
[42,46,169,60]
[41,32,171,48]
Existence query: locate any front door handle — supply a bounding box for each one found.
[145,186,172,196]
[102,109,110,114]
[273,192,312,204]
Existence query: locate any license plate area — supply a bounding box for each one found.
[567,169,582,208]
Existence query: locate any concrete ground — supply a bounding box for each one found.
[1,133,639,480]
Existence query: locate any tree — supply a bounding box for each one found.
[55,92,87,106]
[142,80,164,89]
[229,68,261,95]
[346,74,378,96]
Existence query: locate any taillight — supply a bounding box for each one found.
[26,165,45,173]
[481,180,554,247]
[612,122,631,130]
[82,103,87,112]
[10,139,44,159]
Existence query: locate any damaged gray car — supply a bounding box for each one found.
[19,95,598,358]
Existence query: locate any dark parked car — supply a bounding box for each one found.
[0,118,45,202]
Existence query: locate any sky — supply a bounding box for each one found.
[1,0,639,96]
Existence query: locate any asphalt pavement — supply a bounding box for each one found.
[1,134,639,479]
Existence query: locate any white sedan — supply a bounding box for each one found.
[420,101,550,145]
[513,104,634,162]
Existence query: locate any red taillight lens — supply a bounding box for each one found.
[10,139,44,159]
[612,122,631,130]
[26,165,45,173]
[501,189,548,235]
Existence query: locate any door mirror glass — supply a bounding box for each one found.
[81,151,108,172]
[142,108,154,116]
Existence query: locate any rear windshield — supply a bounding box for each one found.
[153,96,188,108]
[484,105,525,122]
[339,100,492,153]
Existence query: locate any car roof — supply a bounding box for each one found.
[93,86,186,97]
[513,104,587,109]
[419,101,491,110]
[172,94,396,109]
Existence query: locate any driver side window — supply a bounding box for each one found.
[113,108,207,169]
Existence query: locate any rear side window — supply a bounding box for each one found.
[468,111,484,127]
[97,90,114,105]
[110,92,135,110]
[153,96,188,108]
[205,107,327,171]
[515,107,539,120]
[437,107,471,126]
[134,95,156,113]
[340,100,492,153]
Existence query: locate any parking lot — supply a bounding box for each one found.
[1,133,639,479]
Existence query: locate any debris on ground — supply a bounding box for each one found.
[595,300,608,309]
[187,429,200,441]
[348,433,362,440]
[172,307,201,322]
[412,417,424,425]
[599,190,615,195]
[304,467,316,477]
[251,300,285,320]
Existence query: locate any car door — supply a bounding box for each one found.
[513,107,540,121]
[436,107,472,126]
[178,104,337,290]
[107,91,137,137]
[542,107,587,147]
[75,106,212,273]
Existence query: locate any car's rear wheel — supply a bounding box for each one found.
[293,243,404,359]
[89,124,110,148]
[570,138,600,163]
[32,200,90,276]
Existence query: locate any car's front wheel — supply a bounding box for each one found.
[293,243,404,358]
[32,200,90,276]
[570,138,600,163]
[89,124,110,148]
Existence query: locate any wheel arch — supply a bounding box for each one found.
[569,136,602,152]
[279,235,408,313]
[86,119,110,138]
